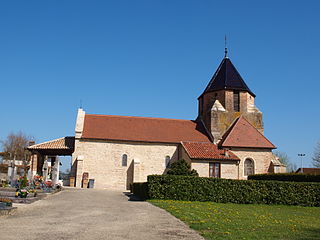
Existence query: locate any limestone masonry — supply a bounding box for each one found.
[29,51,286,189]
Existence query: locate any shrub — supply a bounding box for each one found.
[248,173,320,182]
[18,176,28,188]
[147,175,320,207]
[132,182,149,200]
[167,159,198,176]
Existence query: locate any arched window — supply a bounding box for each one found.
[122,154,128,167]
[165,156,171,168]
[244,158,254,176]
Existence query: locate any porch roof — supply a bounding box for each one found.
[27,137,75,155]
[181,141,239,161]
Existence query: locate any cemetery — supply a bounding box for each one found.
[0,152,62,216]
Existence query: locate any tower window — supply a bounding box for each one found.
[122,154,128,167]
[213,93,218,103]
[233,90,240,112]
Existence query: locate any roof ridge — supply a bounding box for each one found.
[238,116,276,148]
[224,58,228,88]
[202,58,226,94]
[85,114,194,122]
[219,117,241,146]
[182,141,215,144]
[221,116,275,148]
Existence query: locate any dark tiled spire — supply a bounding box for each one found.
[201,57,255,97]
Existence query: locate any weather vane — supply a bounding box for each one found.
[224,35,228,58]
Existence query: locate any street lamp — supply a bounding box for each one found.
[298,153,306,173]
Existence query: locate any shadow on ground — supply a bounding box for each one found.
[123,192,145,201]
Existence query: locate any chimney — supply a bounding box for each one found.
[75,108,86,138]
[224,149,229,157]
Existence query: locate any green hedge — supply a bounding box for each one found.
[132,182,149,200]
[147,175,320,207]
[248,173,320,182]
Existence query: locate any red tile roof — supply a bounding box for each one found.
[27,137,75,150]
[220,116,276,149]
[296,168,320,174]
[182,141,239,160]
[81,114,212,144]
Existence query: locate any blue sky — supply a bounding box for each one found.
[0,1,319,170]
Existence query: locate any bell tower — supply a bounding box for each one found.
[198,50,263,143]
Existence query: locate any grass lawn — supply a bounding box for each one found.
[149,200,320,240]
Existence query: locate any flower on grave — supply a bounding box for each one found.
[33,175,43,182]
[45,181,53,187]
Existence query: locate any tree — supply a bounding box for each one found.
[273,151,296,172]
[1,131,34,160]
[274,151,289,166]
[312,141,320,168]
[167,159,199,176]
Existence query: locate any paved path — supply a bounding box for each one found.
[0,188,203,240]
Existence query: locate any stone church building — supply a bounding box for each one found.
[28,52,285,189]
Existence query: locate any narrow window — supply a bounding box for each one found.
[212,93,218,103]
[233,90,240,112]
[209,162,220,178]
[165,156,171,168]
[122,154,128,167]
[244,158,254,176]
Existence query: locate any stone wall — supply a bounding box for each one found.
[72,139,179,189]
[71,139,274,189]
[183,147,274,180]
[181,147,239,179]
[221,161,239,179]
[199,90,263,142]
[191,161,238,179]
[229,148,273,179]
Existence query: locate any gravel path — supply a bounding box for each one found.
[0,188,203,240]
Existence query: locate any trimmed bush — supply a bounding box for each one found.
[248,173,320,182]
[167,159,198,176]
[147,175,320,207]
[132,182,149,200]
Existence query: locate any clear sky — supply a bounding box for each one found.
[0,1,319,170]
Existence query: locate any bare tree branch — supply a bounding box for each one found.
[312,141,320,168]
[0,131,35,161]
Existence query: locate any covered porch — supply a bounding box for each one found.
[27,137,75,185]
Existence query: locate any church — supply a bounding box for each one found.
[28,50,285,189]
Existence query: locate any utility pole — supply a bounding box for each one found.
[298,153,306,173]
